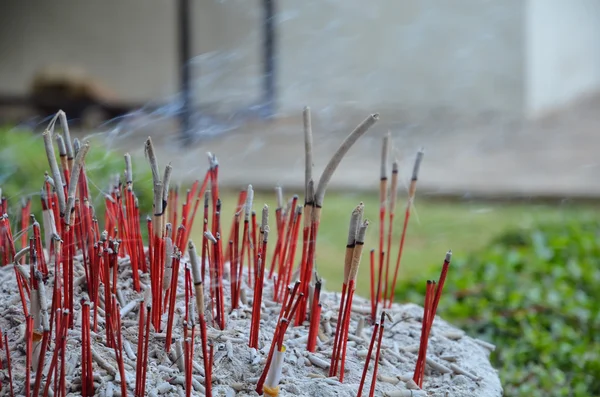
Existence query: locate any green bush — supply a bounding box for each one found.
[403,221,600,396]
[0,126,154,221]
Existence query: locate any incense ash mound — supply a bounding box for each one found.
[0,110,502,396]
[0,255,502,397]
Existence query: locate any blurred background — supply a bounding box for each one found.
[0,1,599,396]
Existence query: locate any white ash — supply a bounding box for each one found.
[0,254,502,397]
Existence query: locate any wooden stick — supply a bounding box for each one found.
[368,312,387,397]
[381,160,398,314]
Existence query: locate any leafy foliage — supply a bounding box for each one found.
[0,126,153,220]
[403,221,600,396]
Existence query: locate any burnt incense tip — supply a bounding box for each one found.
[56,135,67,156]
[411,148,425,181]
[204,231,218,244]
[261,204,269,229]
[204,190,210,206]
[275,186,283,209]
[445,250,452,263]
[305,179,315,205]
[73,138,81,154]
[356,220,369,244]
[392,159,399,174]
[124,153,133,183]
[381,132,390,179]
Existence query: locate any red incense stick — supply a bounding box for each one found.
[368,312,386,397]
[306,279,322,352]
[357,315,380,397]
[5,332,14,397]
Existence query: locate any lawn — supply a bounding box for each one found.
[189,189,599,299]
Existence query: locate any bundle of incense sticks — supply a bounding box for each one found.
[413,251,452,388]
[330,204,369,381]
[0,109,390,397]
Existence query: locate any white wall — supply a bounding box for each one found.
[0,0,525,121]
[526,0,600,118]
[0,0,177,102]
[277,0,524,120]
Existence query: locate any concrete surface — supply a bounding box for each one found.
[97,96,600,200]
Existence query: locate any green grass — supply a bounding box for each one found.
[189,190,599,298]
[0,126,154,217]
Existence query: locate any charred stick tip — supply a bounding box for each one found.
[381,132,390,180]
[204,231,218,244]
[65,140,91,219]
[57,110,74,159]
[356,220,369,244]
[144,137,161,184]
[306,179,315,205]
[261,204,269,230]
[42,130,66,216]
[411,148,425,181]
[56,135,67,157]
[245,185,254,221]
[304,106,314,204]
[275,186,284,209]
[162,164,173,203]
[124,153,133,184]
